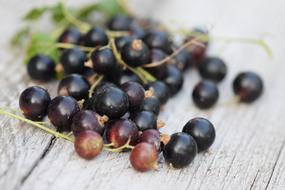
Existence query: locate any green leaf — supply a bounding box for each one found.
[97,0,125,17]
[25,33,60,63]
[23,7,48,21]
[50,3,65,23]
[10,27,30,46]
[77,4,99,19]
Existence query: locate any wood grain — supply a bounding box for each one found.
[0,0,285,190]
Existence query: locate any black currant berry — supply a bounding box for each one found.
[192,81,219,109]
[182,117,215,151]
[163,132,197,168]
[108,14,133,31]
[121,39,150,67]
[115,35,134,52]
[93,86,129,118]
[106,119,139,147]
[143,30,173,54]
[72,110,104,136]
[91,48,117,76]
[115,70,143,85]
[148,81,169,105]
[58,74,90,100]
[199,57,227,83]
[19,86,51,121]
[174,49,193,71]
[145,49,168,79]
[142,96,160,116]
[139,129,161,150]
[27,55,55,81]
[83,27,109,47]
[60,48,87,74]
[132,111,157,131]
[48,96,80,132]
[129,23,146,39]
[233,72,264,103]
[163,65,184,96]
[58,27,81,45]
[121,81,145,112]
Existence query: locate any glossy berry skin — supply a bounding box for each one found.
[58,74,90,100]
[121,39,150,67]
[60,48,87,74]
[145,49,167,79]
[83,27,108,47]
[143,30,173,54]
[139,129,161,150]
[121,81,145,112]
[115,35,134,52]
[163,132,197,168]
[192,81,219,109]
[129,23,146,39]
[27,55,55,81]
[233,72,264,103]
[132,111,157,131]
[175,49,193,71]
[72,110,104,136]
[163,65,184,96]
[93,86,129,118]
[108,14,133,31]
[115,70,143,85]
[199,57,227,83]
[19,86,51,121]
[148,81,170,105]
[142,96,160,116]
[58,27,81,45]
[91,48,117,76]
[130,142,158,172]
[106,119,139,148]
[74,131,103,160]
[182,118,215,151]
[48,96,80,132]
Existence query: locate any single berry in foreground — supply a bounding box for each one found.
[192,80,219,109]
[163,132,197,168]
[132,111,157,131]
[121,81,145,112]
[60,48,87,74]
[130,142,158,172]
[48,96,80,132]
[182,118,215,151]
[19,86,51,121]
[106,119,139,148]
[121,39,150,67]
[233,71,263,103]
[58,74,90,100]
[198,57,227,83]
[93,86,129,118]
[27,55,55,81]
[91,48,117,76]
[72,110,105,136]
[74,131,104,160]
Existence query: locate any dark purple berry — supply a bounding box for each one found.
[58,27,81,45]
[143,30,173,54]
[115,35,134,52]
[182,118,215,151]
[48,96,80,132]
[60,48,87,74]
[19,86,51,121]
[233,71,263,103]
[132,111,157,131]
[115,70,143,85]
[148,81,169,105]
[108,14,133,31]
[72,110,104,136]
[121,39,150,67]
[163,132,197,168]
[121,81,145,112]
[139,129,161,150]
[27,55,55,81]
[199,57,227,83]
[142,96,160,116]
[93,86,129,118]
[174,49,193,71]
[129,23,146,39]
[83,27,108,47]
[192,81,219,109]
[163,65,184,96]
[58,74,90,100]
[91,48,117,76]
[145,49,168,79]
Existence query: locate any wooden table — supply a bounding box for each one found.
[0,0,285,189]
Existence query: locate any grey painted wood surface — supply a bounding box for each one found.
[0,0,285,190]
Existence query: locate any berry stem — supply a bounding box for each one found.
[55,43,97,52]
[88,75,104,98]
[0,109,74,142]
[104,138,134,152]
[143,38,205,68]
[106,30,129,38]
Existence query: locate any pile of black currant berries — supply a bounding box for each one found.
[13,10,264,172]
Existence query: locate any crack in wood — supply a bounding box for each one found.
[249,169,259,190]
[18,137,57,187]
